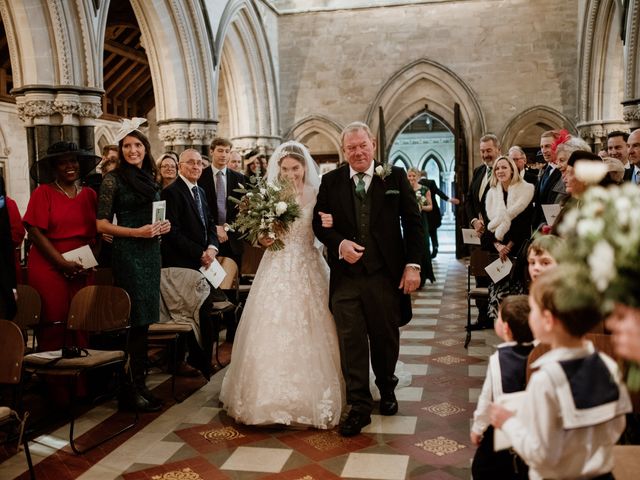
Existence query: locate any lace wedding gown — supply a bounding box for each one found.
[220,190,344,429]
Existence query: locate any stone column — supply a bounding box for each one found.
[623,100,640,130]
[157,120,218,157]
[231,135,281,156]
[14,87,102,189]
[441,170,456,221]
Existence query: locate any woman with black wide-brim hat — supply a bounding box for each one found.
[23,141,100,354]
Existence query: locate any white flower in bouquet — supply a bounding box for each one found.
[275,201,288,215]
[587,240,615,292]
[229,176,301,251]
[557,183,640,390]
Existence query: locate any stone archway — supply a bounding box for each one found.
[286,115,342,164]
[578,0,628,145]
[215,0,279,152]
[129,0,217,150]
[365,58,485,172]
[501,106,577,152]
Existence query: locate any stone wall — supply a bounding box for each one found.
[277,0,579,161]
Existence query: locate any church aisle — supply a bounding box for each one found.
[3,253,500,480]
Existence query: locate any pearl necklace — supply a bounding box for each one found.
[54,180,78,199]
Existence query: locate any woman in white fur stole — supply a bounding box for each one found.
[481,156,534,321]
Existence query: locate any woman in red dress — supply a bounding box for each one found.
[23,142,100,351]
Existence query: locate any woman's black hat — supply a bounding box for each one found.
[30,141,101,184]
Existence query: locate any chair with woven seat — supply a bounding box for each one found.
[465,248,493,348]
[0,319,36,479]
[13,284,41,352]
[22,285,136,454]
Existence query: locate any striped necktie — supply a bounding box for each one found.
[216,170,227,225]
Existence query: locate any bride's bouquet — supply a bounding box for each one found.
[230,176,301,251]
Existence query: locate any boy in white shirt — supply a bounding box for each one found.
[491,266,631,480]
[470,295,533,479]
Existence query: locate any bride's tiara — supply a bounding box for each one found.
[278,149,306,162]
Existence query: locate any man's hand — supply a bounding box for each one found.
[201,247,217,268]
[339,240,364,264]
[399,266,420,294]
[216,225,228,243]
[472,218,485,234]
[470,431,482,446]
[489,403,514,429]
[318,211,333,228]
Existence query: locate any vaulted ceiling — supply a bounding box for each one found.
[102,0,154,119]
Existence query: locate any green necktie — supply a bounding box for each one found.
[486,166,493,179]
[355,173,366,199]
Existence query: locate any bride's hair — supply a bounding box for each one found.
[266,141,321,193]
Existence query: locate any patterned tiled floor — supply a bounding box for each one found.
[1,253,501,479]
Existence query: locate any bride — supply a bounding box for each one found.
[219,141,344,429]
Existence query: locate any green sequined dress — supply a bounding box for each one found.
[97,172,161,327]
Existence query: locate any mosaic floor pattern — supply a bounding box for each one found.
[1,253,501,479]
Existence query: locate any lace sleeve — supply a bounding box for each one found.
[97,173,117,221]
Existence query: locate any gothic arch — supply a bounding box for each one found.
[286,115,342,153]
[419,150,446,173]
[578,0,628,141]
[215,0,279,151]
[501,106,577,151]
[390,150,411,169]
[365,58,485,171]
[130,0,216,121]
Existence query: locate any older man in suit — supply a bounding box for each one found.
[464,134,500,330]
[198,138,247,268]
[161,149,224,378]
[466,134,500,235]
[313,121,424,437]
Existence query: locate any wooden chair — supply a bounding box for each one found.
[0,319,35,479]
[465,248,493,348]
[22,286,136,454]
[14,285,41,351]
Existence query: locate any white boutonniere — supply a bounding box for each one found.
[375,164,392,181]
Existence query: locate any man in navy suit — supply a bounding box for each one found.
[161,149,222,377]
[198,138,247,268]
[531,130,563,230]
[313,122,423,436]
[606,131,633,182]
[162,149,219,269]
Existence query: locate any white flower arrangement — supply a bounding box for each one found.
[230,176,301,251]
[557,183,640,306]
[557,183,640,390]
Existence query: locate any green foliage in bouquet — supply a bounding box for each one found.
[229,176,301,251]
[556,183,640,389]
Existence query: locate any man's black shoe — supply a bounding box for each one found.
[379,394,398,416]
[339,411,371,437]
[467,321,493,331]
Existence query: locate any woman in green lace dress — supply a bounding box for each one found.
[97,122,171,412]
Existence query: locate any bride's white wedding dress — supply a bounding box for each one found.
[220,188,344,429]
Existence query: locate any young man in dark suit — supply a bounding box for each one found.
[313,122,424,437]
[198,138,247,268]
